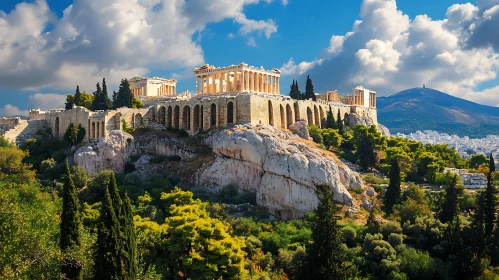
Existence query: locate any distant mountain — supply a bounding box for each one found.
[377,87,499,137]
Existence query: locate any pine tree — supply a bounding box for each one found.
[114,79,134,108]
[92,81,112,111]
[471,192,487,257]
[305,184,356,279]
[305,75,316,101]
[357,130,377,172]
[74,85,83,107]
[439,175,463,223]
[122,195,138,279]
[336,111,344,134]
[95,187,122,280]
[295,81,303,100]
[60,160,82,280]
[384,158,401,216]
[326,106,337,129]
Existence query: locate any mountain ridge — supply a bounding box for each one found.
[377,87,499,137]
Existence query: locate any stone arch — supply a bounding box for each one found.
[294,102,300,122]
[149,108,155,123]
[193,105,200,132]
[210,104,217,127]
[344,113,349,127]
[91,122,95,138]
[314,105,320,126]
[227,102,234,124]
[159,106,166,124]
[268,100,274,126]
[174,106,180,129]
[200,105,204,130]
[307,107,313,125]
[286,104,293,128]
[102,121,105,136]
[54,116,60,138]
[319,106,325,128]
[134,113,143,128]
[97,122,100,138]
[280,105,285,129]
[167,106,173,128]
[182,105,191,130]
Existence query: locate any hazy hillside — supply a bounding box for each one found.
[377,87,499,137]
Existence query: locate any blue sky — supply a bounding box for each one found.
[1,0,498,116]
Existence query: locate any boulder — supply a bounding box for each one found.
[377,124,391,137]
[366,187,376,197]
[74,130,135,176]
[288,119,310,140]
[199,124,364,219]
[361,200,373,210]
[345,113,375,127]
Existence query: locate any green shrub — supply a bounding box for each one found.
[342,226,357,247]
[388,233,404,247]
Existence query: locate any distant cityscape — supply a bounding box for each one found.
[395,130,499,160]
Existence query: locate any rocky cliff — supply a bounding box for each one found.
[74,125,365,219]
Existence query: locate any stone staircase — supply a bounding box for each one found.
[3,120,48,146]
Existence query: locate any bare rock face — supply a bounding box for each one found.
[377,124,391,137]
[345,113,375,127]
[288,119,310,140]
[74,130,135,176]
[199,124,364,219]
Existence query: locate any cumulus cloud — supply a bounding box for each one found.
[0,0,279,92]
[247,37,257,47]
[282,0,499,105]
[27,93,67,110]
[0,105,29,117]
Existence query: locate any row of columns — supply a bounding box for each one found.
[88,120,105,139]
[158,85,175,96]
[369,92,376,108]
[195,70,280,95]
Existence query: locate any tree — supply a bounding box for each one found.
[162,188,247,279]
[438,175,463,223]
[336,111,344,134]
[289,80,296,99]
[122,195,138,279]
[80,91,94,110]
[490,153,496,173]
[91,81,112,111]
[65,94,75,110]
[304,75,316,101]
[326,106,336,129]
[60,161,83,280]
[132,96,143,109]
[354,126,378,171]
[114,79,134,108]
[63,123,85,146]
[484,159,497,237]
[95,186,122,280]
[384,158,401,216]
[305,184,356,279]
[74,85,83,107]
[470,154,488,169]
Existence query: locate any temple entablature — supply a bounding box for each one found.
[193,62,281,96]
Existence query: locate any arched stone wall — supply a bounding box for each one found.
[319,107,325,128]
[159,106,166,125]
[167,106,172,128]
[286,104,293,128]
[268,100,274,126]
[134,113,143,128]
[307,107,313,125]
[182,106,191,130]
[227,102,234,124]
[280,105,285,128]
[210,104,217,127]
[314,105,320,127]
[294,102,300,122]
[193,105,200,132]
[54,116,60,138]
[174,106,180,129]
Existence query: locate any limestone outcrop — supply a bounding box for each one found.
[288,119,310,140]
[377,124,391,137]
[198,124,364,219]
[345,113,375,127]
[75,125,365,220]
[74,130,135,176]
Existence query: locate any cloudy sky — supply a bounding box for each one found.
[1,0,499,117]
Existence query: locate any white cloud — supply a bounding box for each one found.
[247,37,257,47]
[281,0,289,6]
[0,104,29,117]
[27,93,67,110]
[280,57,324,76]
[0,0,279,92]
[286,0,499,105]
[227,33,235,39]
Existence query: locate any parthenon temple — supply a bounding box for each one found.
[193,62,281,95]
[341,86,376,108]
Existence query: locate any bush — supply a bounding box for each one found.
[342,226,357,247]
[380,221,403,239]
[388,233,404,247]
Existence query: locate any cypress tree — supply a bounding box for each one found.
[108,172,123,220]
[491,153,496,173]
[484,154,497,237]
[439,175,463,223]
[112,91,118,109]
[326,106,336,129]
[471,192,487,257]
[115,79,134,108]
[305,75,316,101]
[490,214,499,266]
[295,81,302,100]
[336,111,344,134]
[95,187,122,280]
[102,78,112,110]
[60,161,83,280]
[289,80,296,99]
[306,184,355,279]
[74,85,83,107]
[122,195,138,279]
[384,158,401,216]
[91,82,102,111]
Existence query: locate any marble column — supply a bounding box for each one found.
[260,73,263,93]
[277,77,280,95]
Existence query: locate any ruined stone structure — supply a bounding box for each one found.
[2,62,378,145]
[129,76,177,97]
[193,63,280,95]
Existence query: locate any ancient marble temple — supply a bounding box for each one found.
[193,63,281,95]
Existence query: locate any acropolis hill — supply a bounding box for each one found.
[0,62,378,145]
